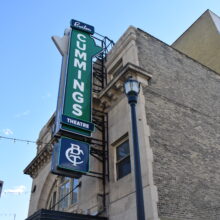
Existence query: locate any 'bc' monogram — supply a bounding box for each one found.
[65,143,84,166]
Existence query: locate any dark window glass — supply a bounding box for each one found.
[117,157,131,179]
[117,140,130,160]
[116,140,131,180]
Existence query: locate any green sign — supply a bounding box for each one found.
[61,28,102,136]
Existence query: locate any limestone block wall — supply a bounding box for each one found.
[107,95,158,220]
[104,26,159,220]
[136,29,220,219]
[108,86,158,220]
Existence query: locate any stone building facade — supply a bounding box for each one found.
[25,11,220,220]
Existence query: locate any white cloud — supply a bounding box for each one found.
[42,92,51,99]
[2,128,13,136]
[14,110,30,118]
[4,185,26,194]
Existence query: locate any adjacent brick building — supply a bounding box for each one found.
[25,10,220,220]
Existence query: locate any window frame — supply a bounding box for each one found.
[47,177,79,211]
[58,177,79,211]
[70,178,79,205]
[58,177,71,211]
[115,138,131,180]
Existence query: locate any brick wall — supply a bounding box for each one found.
[136,29,220,220]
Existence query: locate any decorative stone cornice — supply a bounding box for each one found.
[24,144,53,178]
[98,62,152,110]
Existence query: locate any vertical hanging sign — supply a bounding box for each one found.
[59,20,102,137]
[52,20,102,177]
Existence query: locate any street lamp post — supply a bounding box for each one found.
[124,78,146,220]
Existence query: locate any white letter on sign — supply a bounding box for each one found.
[74,59,86,71]
[75,49,87,61]
[72,92,83,103]
[73,79,84,92]
[76,41,86,51]
[77,34,86,42]
[72,104,82,116]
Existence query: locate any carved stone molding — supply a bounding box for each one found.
[24,145,53,178]
[98,62,152,110]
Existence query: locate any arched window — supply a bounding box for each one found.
[47,177,79,211]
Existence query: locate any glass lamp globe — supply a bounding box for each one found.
[124,78,140,96]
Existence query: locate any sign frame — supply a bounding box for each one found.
[51,137,90,177]
[54,21,102,138]
[70,19,95,35]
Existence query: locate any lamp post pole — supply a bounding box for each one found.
[124,78,146,220]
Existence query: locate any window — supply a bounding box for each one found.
[116,140,131,180]
[71,178,79,204]
[58,177,79,211]
[59,178,70,210]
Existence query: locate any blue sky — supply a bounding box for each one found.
[0,1,220,219]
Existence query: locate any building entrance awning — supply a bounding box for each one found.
[25,209,108,220]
